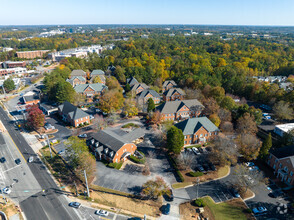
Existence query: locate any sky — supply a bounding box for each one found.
[1,0,294,26]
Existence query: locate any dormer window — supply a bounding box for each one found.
[91,139,95,145]
[104,148,109,154]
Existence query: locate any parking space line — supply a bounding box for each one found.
[221,191,228,200]
[214,192,222,202]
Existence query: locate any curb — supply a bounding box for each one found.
[243,191,256,201]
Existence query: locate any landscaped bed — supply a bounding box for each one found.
[180,197,254,220]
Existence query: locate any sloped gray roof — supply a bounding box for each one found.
[137,89,160,99]
[157,99,204,114]
[58,101,89,120]
[23,94,39,103]
[175,117,219,135]
[66,76,86,85]
[70,69,86,77]
[127,77,139,86]
[74,83,107,93]
[270,145,294,159]
[163,88,185,97]
[163,80,177,87]
[131,83,149,91]
[91,69,105,76]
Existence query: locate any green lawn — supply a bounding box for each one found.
[202,197,248,220]
[172,182,193,189]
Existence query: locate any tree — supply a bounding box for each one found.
[147,98,155,113]
[123,98,138,117]
[209,136,238,166]
[3,78,15,92]
[220,121,234,133]
[114,66,126,83]
[233,164,266,194]
[55,81,76,103]
[149,111,162,125]
[237,134,261,161]
[65,136,88,168]
[259,133,272,160]
[106,76,122,91]
[203,98,220,115]
[273,101,294,120]
[177,152,195,170]
[26,104,45,130]
[91,114,106,131]
[99,90,124,113]
[218,108,232,122]
[220,96,236,111]
[209,114,221,127]
[141,176,169,200]
[93,76,102,83]
[124,83,131,93]
[75,152,97,183]
[166,126,184,154]
[209,86,225,103]
[236,113,258,135]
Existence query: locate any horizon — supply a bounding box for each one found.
[1,0,294,26]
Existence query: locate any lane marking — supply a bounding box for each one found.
[6,129,26,163]
[3,165,19,173]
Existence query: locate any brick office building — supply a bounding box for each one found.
[16,50,50,59]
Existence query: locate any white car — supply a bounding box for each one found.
[28,156,34,163]
[3,187,11,194]
[249,166,259,171]
[78,134,87,138]
[245,162,254,167]
[192,147,200,155]
[94,209,109,216]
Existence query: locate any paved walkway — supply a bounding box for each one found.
[21,133,44,153]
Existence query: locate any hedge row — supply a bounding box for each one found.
[189,171,204,177]
[168,155,184,182]
[194,198,206,207]
[129,155,146,164]
[107,161,124,169]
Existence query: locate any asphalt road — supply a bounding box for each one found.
[0,106,82,220]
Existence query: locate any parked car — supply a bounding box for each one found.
[166,189,174,202]
[244,175,254,184]
[94,209,109,216]
[269,189,284,198]
[128,218,141,220]
[2,187,11,194]
[252,206,267,215]
[209,163,216,171]
[266,186,273,193]
[58,149,65,155]
[245,162,254,167]
[161,203,171,215]
[185,148,192,153]
[78,134,87,138]
[196,165,205,172]
[28,156,34,163]
[198,148,204,153]
[192,147,200,155]
[249,166,259,171]
[0,157,6,163]
[68,202,81,209]
[231,189,240,198]
[203,164,210,172]
[15,158,21,165]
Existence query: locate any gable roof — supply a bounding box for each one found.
[175,117,219,135]
[163,88,185,97]
[91,69,105,76]
[66,76,86,85]
[74,83,107,93]
[70,69,86,77]
[137,89,160,99]
[157,99,204,114]
[163,80,177,87]
[58,101,89,120]
[270,145,294,159]
[127,77,139,86]
[130,83,149,91]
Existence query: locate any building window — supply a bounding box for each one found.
[189,140,192,143]
[215,132,217,135]
[284,166,289,172]
[275,159,278,163]
[184,141,187,144]
[290,171,293,176]
[184,136,187,139]
[205,134,207,137]
[288,177,291,183]
[86,116,88,119]
[76,119,79,122]
[200,134,203,137]
[279,163,282,168]
[195,135,198,138]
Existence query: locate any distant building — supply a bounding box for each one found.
[163,88,185,101]
[141,34,149,39]
[16,50,50,59]
[175,117,219,146]
[130,83,149,95]
[90,70,106,84]
[69,70,87,78]
[157,99,204,121]
[162,80,177,92]
[0,67,27,76]
[2,61,26,68]
[267,145,294,186]
[126,76,139,86]
[58,101,90,127]
[274,124,294,137]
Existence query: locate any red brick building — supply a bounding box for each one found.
[175,117,219,146]
[87,127,145,163]
[162,80,177,92]
[74,83,107,102]
[157,99,204,121]
[267,145,294,186]
[66,76,86,87]
[58,101,90,127]
[16,50,50,59]
[130,83,149,95]
[3,61,26,68]
[163,88,185,101]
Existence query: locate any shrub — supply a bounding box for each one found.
[194,198,205,207]
[130,155,146,164]
[122,123,139,128]
[115,161,123,170]
[168,155,184,182]
[244,208,252,213]
[189,171,203,177]
[107,163,116,168]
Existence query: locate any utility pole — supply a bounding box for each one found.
[84,170,90,198]
[45,134,52,158]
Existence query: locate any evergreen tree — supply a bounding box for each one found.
[167,126,184,154]
[125,83,131,93]
[147,98,155,112]
[56,81,76,103]
[3,78,15,92]
[259,133,272,160]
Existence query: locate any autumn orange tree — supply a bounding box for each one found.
[141,176,169,200]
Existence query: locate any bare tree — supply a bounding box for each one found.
[72,127,82,136]
[220,121,234,133]
[218,108,232,122]
[184,87,204,101]
[147,150,156,159]
[233,164,267,194]
[142,164,151,176]
[237,134,261,161]
[176,152,195,170]
[92,114,106,131]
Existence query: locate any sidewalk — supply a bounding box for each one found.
[21,132,45,153]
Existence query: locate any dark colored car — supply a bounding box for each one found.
[127,218,141,220]
[198,148,204,153]
[209,163,216,171]
[162,203,171,215]
[196,165,205,172]
[166,189,174,201]
[15,158,21,165]
[0,157,6,163]
[203,164,210,171]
